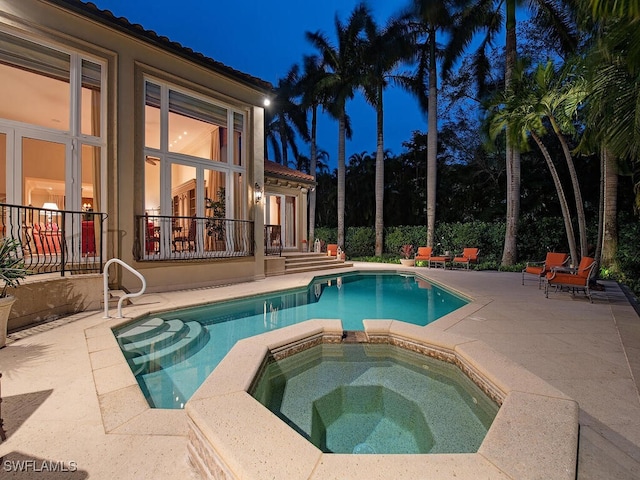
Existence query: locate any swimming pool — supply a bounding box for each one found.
[114,271,467,409]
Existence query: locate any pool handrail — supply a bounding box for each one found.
[103,258,146,318]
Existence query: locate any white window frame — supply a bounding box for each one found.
[143,77,247,220]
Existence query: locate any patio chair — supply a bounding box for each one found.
[173,217,197,252]
[32,223,62,255]
[452,248,479,269]
[414,246,433,265]
[522,252,569,289]
[544,256,596,303]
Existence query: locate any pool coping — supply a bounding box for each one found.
[185,320,579,480]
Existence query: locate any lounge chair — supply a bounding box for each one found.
[522,252,569,289]
[414,246,432,265]
[326,244,338,257]
[452,248,479,269]
[544,256,596,303]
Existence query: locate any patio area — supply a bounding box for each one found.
[0,263,638,479]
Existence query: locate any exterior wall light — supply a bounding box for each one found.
[255,183,263,204]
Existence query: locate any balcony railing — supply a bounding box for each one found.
[1,203,105,276]
[135,214,254,261]
[265,224,282,256]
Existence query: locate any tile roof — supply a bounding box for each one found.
[264,159,315,184]
[47,0,274,93]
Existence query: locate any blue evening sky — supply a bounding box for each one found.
[90,0,428,169]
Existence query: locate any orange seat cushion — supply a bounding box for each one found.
[525,265,545,276]
[415,247,432,260]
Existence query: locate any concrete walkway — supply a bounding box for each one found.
[0,263,638,479]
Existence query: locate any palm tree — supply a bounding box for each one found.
[266,64,310,167]
[360,13,414,256]
[586,11,640,210]
[298,54,328,246]
[488,61,580,265]
[528,61,589,257]
[445,0,578,265]
[402,0,465,249]
[589,0,640,18]
[580,3,640,271]
[306,4,369,249]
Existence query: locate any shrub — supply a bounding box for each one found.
[345,226,375,257]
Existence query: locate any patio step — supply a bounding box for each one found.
[283,252,353,275]
[130,320,208,373]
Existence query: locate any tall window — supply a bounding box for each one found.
[143,79,246,220]
[0,30,106,213]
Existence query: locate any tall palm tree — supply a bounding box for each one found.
[298,54,328,246]
[445,0,578,265]
[266,64,310,167]
[402,0,465,249]
[306,4,369,249]
[361,13,414,256]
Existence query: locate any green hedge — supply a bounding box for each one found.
[313,219,640,297]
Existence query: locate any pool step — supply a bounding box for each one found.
[120,319,186,353]
[130,321,208,373]
[116,317,167,343]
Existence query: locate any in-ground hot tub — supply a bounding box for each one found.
[185,319,579,480]
[251,343,498,454]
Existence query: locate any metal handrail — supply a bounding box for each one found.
[103,258,146,319]
[0,203,105,276]
[134,214,254,261]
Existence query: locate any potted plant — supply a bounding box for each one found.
[0,238,29,348]
[205,186,226,250]
[399,244,415,267]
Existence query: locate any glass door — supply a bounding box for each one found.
[265,194,297,249]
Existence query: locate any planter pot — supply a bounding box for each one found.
[399,259,415,267]
[0,295,17,348]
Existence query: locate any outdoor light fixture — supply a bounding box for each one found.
[263,98,271,107]
[255,183,263,204]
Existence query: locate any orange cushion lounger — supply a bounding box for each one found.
[452,248,479,269]
[522,252,569,289]
[544,256,596,303]
[415,246,432,264]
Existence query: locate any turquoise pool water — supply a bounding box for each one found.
[252,343,498,454]
[114,272,467,409]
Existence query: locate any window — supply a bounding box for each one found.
[143,79,246,221]
[0,30,106,214]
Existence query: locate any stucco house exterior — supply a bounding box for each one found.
[0,0,313,328]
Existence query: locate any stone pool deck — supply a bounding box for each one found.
[0,262,639,479]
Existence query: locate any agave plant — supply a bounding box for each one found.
[0,238,29,298]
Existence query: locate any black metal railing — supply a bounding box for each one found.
[265,224,282,256]
[1,203,105,276]
[135,214,254,261]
